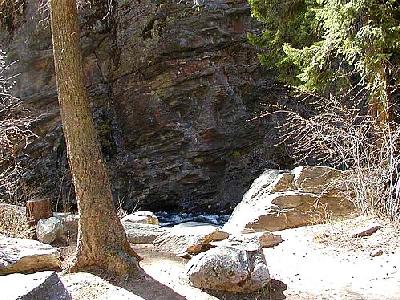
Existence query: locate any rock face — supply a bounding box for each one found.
[186,238,270,292]
[153,222,229,256]
[122,211,159,225]
[36,217,64,244]
[223,166,356,233]
[1,271,71,300]
[0,236,60,275]
[0,0,289,212]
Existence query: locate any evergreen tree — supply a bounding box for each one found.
[249,0,400,123]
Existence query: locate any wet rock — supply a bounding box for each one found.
[123,223,167,244]
[186,238,270,292]
[122,211,159,225]
[0,236,60,275]
[1,271,71,300]
[36,217,63,244]
[223,167,356,233]
[153,222,229,256]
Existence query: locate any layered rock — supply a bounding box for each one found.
[0,236,60,275]
[0,0,289,212]
[223,166,356,233]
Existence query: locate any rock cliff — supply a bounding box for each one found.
[0,0,291,212]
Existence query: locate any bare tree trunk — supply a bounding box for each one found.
[49,0,141,276]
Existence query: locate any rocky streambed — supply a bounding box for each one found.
[1,166,399,299]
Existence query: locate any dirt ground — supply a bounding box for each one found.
[60,215,400,300]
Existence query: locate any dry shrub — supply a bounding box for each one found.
[0,0,25,31]
[0,50,37,202]
[271,88,399,220]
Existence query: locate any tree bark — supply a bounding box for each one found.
[49,0,141,276]
[26,199,52,226]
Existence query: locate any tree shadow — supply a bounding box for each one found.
[101,269,187,300]
[203,279,288,300]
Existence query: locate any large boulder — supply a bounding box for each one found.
[153,222,229,256]
[0,236,60,275]
[223,167,356,233]
[1,271,71,300]
[121,211,159,225]
[186,238,270,292]
[36,217,64,244]
[123,222,167,244]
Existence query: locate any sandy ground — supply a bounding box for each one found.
[61,215,400,300]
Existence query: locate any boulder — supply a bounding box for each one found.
[0,236,60,275]
[153,222,229,256]
[36,217,64,244]
[0,204,32,239]
[121,211,159,225]
[1,271,71,300]
[186,239,270,292]
[53,213,79,242]
[123,223,167,244]
[223,167,356,233]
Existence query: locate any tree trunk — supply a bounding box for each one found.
[26,199,52,226]
[49,0,141,276]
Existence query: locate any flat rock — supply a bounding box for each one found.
[186,242,270,292]
[0,236,60,275]
[1,271,71,300]
[123,223,167,244]
[153,222,229,256]
[223,167,356,233]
